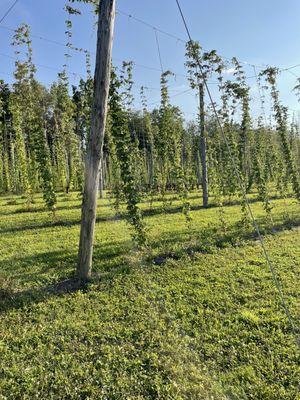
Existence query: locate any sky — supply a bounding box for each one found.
[1,0,300,121]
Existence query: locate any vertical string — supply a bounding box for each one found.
[154,28,164,73]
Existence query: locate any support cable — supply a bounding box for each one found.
[154,28,164,73]
[0,0,19,25]
[253,65,270,127]
[118,8,300,74]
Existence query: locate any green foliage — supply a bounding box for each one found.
[2,24,300,227]
[156,71,187,199]
[260,67,300,201]
[109,70,147,246]
[0,11,300,398]
[0,192,299,399]
[9,24,57,211]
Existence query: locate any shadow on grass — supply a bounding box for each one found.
[2,193,297,236]
[1,203,299,314]
[148,216,300,266]
[0,276,87,314]
[0,213,122,234]
[0,240,132,314]
[2,199,113,216]
[1,192,294,219]
[0,192,298,233]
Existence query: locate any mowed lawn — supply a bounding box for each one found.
[0,192,299,399]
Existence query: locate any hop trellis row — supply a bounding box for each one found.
[0,0,300,247]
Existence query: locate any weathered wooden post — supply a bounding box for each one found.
[198,82,208,207]
[77,0,116,280]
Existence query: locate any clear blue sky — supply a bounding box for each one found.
[1,0,300,120]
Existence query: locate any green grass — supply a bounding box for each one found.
[0,191,299,399]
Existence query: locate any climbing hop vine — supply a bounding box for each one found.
[109,68,147,246]
[260,67,300,201]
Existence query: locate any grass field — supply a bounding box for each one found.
[0,192,299,399]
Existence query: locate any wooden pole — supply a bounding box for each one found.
[77,0,116,280]
[199,82,208,207]
[99,157,104,199]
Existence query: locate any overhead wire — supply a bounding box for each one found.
[148,87,194,106]
[117,8,300,74]
[0,25,66,47]
[0,0,19,25]
[0,3,299,114]
[0,52,82,78]
[1,14,300,83]
[116,9,185,44]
